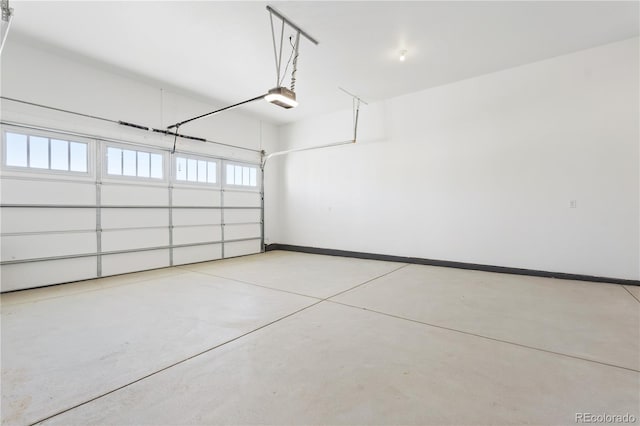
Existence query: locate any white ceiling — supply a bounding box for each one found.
[8,1,640,124]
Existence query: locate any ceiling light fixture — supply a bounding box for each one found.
[399,50,407,62]
[265,86,298,109]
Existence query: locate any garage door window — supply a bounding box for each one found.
[175,156,218,184]
[106,146,163,179]
[225,163,258,187]
[4,131,88,173]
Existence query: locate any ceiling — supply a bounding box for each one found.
[7,1,640,124]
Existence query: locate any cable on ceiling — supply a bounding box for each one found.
[1,96,119,124]
[290,32,301,92]
[279,35,297,87]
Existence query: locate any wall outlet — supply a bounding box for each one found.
[570,200,577,208]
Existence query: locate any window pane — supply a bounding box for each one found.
[234,166,242,185]
[151,154,163,179]
[207,162,216,183]
[187,159,197,182]
[197,160,206,182]
[50,139,69,170]
[137,152,150,177]
[176,157,186,181]
[30,136,49,169]
[250,167,257,187]
[107,147,122,175]
[70,142,87,172]
[226,164,234,185]
[122,149,136,176]
[6,132,27,167]
[242,167,251,186]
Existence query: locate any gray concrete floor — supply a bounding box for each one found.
[1,250,638,425]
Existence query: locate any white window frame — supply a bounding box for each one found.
[222,161,261,192]
[102,142,167,183]
[172,153,220,188]
[1,126,94,179]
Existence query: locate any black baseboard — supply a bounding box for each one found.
[265,244,640,286]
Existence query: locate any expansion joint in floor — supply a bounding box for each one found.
[327,299,640,374]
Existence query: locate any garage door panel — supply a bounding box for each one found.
[172,209,221,226]
[224,239,261,258]
[1,179,95,205]
[0,257,98,292]
[101,249,170,277]
[1,208,95,233]
[173,188,220,207]
[223,209,261,225]
[101,184,168,206]
[173,244,222,265]
[1,232,96,262]
[101,228,169,252]
[0,135,264,291]
[101,208,168,229]
[224,223,261,241]
[173,226,222,245]
[224,191,260,208]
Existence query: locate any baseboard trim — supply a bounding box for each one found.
[265,244,640,286]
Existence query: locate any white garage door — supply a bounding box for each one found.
[0,125,263,292]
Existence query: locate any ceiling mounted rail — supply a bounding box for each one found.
[166,94,267,130]
[266,6,318,46]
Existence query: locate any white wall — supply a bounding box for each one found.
[275,37,639,281]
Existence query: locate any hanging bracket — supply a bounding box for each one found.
[339,87,368,142]
[267,5,318,101]
[266,6,318,46]
[262,88,365,168]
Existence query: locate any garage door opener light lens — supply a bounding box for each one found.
[264,86,298,109]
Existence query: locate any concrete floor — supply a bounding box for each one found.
[1,251,638,425]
